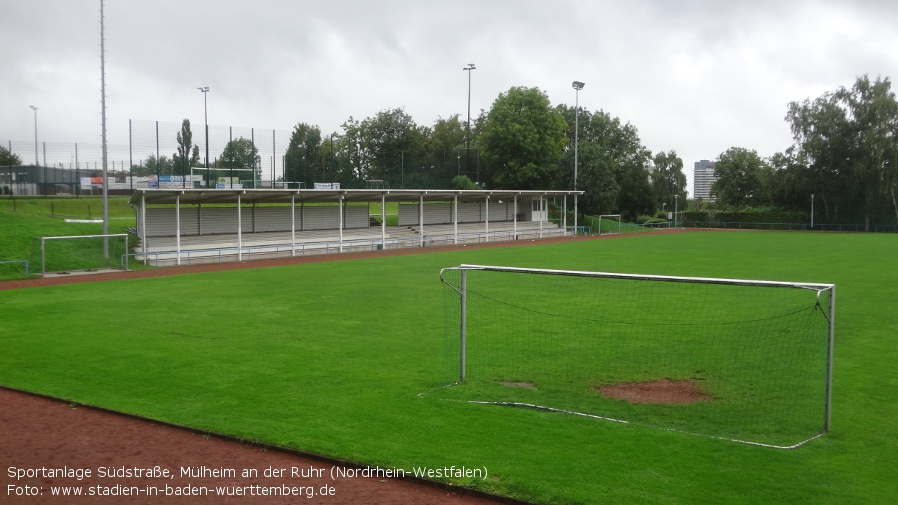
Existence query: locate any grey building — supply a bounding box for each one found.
[693,160,717,201]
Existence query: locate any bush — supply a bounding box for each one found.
[451,175,480,190]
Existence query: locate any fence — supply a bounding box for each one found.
[2,140,132,196]
[681,221,898,233]
[4,119,478,195]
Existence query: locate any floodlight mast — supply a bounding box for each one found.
[100,0,109,258]
[29,106,38,166]
[463,63,476,183]
[572,81,585,234]
[198,87,210,172]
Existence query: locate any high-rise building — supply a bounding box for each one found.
[693,160,717,201]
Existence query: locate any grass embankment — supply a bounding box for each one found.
[0,197,135,278]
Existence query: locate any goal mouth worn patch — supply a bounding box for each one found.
[595,379,713,404]
[498,381,535,389]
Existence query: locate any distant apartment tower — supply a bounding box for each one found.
[693,160,717,201]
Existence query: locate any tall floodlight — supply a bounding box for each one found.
[572,81,585,234]
[463,63,476,181]
[811,193,815,228]
[674,193,680,228]
[99,0,109,258]
[29,106,38,165]
[198,87,210,170]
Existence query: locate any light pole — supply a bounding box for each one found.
[463,63,475,181]
[198,87,210,177]
[674,194,679,228]
[29,106,38,166]
[811,193,815,228]
[572,81,584,234]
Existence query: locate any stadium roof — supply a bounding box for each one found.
[129,188,583,206]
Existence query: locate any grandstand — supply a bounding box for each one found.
[130,188,580,266]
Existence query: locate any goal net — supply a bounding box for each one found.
[33,234,130,276]
[437,264,835,448]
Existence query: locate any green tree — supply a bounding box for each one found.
[315,133,344,186]
[712,147,768,208]
[556,106,650,215]
[132,154,173,177]
[338,117,367,185]
[1,146,22,166]
[786,75,898,226]
[651,150,687,212]
[284,123,322,187]
[479,87,568,189]
[836,75,898,227]
[215,137,261,185]
[617,162,656,220]
[358,108,427,188]
[427,115,467,186]
[765,149,813,210]
[173,119,200,181]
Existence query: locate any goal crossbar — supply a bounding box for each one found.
[443,264,835,291]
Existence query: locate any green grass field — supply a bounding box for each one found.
[1,230,896,504]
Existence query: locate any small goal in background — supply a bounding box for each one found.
[34,234,129,277]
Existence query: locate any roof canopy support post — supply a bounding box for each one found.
[453,193,459,245]
[176,193,181,266]
[291,192,296,257]
[540,195,545,238]
[141,191,147,265]
[380,193,386,250]
[339,194,344,253]
[484,194,490,242]
[513,194,518,240]
[237,193,243,262]
[563,195,568,235]
[419,194,424,247]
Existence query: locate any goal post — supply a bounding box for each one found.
[37,234,129,276]
[438,264,835,448]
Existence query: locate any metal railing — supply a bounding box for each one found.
[682,221,898,233]
[130,228,572,267]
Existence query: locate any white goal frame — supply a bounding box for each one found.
[40,233,129,276]
[598,214,622,234]
[440,264,836,436]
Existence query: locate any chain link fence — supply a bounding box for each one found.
[4,119,474,195]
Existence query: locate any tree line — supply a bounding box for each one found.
[712,75,898,227]
[7,74,893,226]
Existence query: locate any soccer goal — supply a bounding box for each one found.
[35,234,129,276]
[438,264,835,448]
[598,214,621,234]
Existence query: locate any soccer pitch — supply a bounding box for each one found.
[1,231,896,504]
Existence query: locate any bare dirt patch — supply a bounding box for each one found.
[499,381,535,388]
[596,378,712,404]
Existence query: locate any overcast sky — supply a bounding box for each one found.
[3,0,898,193]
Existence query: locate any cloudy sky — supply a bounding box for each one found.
[3,0,898,193]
